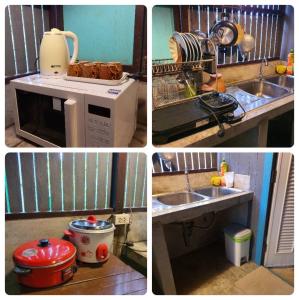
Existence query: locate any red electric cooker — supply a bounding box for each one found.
[13,238,76,288]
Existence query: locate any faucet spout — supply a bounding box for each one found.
[185,170,193,193]
[259,57,268,80]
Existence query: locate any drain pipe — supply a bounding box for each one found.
[182,221,194,247]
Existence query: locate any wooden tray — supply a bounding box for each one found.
[63,72,129,86]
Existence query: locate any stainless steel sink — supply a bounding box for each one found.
[194,187,242,198]
[156,191,207,206]
[265,75,294,90]
[237,79,290,99]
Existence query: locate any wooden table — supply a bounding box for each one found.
[5,254,146,295]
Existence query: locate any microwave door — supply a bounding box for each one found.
[16,90,67,147]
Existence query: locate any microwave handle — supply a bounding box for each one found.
[64,99,78,147]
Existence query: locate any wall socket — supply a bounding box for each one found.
[113,213,131,225]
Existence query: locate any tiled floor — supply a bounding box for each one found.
[171,241,293,295]
[5,123,147,147]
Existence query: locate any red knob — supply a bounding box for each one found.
[87,215,97,223]
[96,243,108,261]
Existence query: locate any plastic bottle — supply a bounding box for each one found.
[220,158,228,176]
[287,49,294,75]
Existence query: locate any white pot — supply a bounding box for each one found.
[64,216,115,263]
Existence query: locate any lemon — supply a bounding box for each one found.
[276,64,287,74]
[211,176,221,186]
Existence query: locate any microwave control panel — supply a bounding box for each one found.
[86,104,113,146]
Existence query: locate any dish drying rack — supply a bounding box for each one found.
[152,35,217,109]
[152,58,214,77]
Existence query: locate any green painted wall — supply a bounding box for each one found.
[63,5,135,64]
[152,6,175,60]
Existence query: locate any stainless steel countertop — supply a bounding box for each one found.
[152,189,254,224]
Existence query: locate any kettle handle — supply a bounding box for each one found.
[63,31,78,64]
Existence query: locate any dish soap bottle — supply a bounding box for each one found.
[220,158,228,176]
[287,49,294,75]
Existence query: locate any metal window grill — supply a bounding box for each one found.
[5,153,113,214]
[5,5,49,78]
[180,5,284,65]
[152,152,217,174]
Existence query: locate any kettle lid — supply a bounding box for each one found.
[44,28,63,35]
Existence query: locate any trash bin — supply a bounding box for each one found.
[224,224,252,267]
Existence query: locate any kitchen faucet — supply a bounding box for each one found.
[185,170,193,192]
[259,57,268,80]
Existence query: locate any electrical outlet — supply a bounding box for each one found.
[113,213,131,225]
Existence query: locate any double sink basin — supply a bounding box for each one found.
[229,75,294,111]
[153,186,242,207]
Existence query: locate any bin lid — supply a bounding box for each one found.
[224,223,252,239]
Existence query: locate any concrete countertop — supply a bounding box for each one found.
[155,84,294,147]
[152,190,254,224]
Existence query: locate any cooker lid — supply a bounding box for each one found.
[71,215,113,230]
[13,238,76,268]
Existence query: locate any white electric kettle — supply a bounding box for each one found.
[39,28,78,76]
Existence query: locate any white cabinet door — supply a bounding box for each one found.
[264,153,294,267]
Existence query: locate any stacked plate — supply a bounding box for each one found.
[169,32,203,63]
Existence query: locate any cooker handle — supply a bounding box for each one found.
[14,266,31,275]
[64,229,75,237]
[96,243,108,261]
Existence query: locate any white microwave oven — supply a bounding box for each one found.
[11,75,138,147]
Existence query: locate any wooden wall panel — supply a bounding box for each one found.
[74,153,85,211]
[62,153,73,211]
[49,153,62,212]
[105,153,113,209]
[9,6,27,74]
[5,5,50,77]
[22,6,36,72]
[5,7,15,76]
[85,153,97,210]
[5,154,22,213]
[19,153,36,213]
[97,153,112,209]
[123,153,147,208]
[124,153,137,208]
[34,153,48,212]
[134,153,146,208]
[5,153,113,214]
[97,154,106,209]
